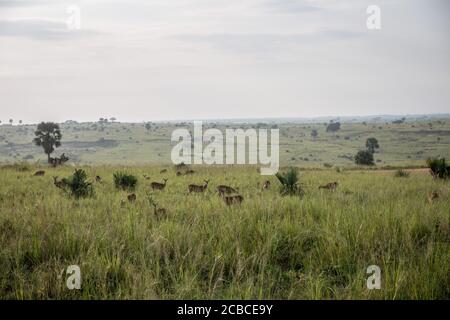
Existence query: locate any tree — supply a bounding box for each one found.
[366,137,380,153]
[311,129,318,139]
[145,123,151,132]
[9,119,13,125]
[326,122,341,133]
[19,120,23,125]
[110,117,116,122]
[355,150,374,166]
[33,122,62,163]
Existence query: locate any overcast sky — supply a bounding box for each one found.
[0,0,449,123]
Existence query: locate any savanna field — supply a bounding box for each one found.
[0,164,449,299]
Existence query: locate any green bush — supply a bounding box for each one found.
[62,169,94,199]
[426,157,450,179]
[275,167,304,196]
[354,150,375,166]
[113,172,138,190]
[394,169,410,178]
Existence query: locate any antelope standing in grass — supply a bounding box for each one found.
[428,191,439,203]
[262,180,271,190]
[151,178,168,191]
[95,175,102,183]
[319,182,338,190]
[127,193,137,202]
[34,170,45,176]
[188,180,209,193]
[217,185,238,196]
[223,195,244,206]
[53,176,67,190]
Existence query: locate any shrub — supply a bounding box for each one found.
[275,167,304,196]
[394,169,410,178]
[354,150,374,166]
[426,157,450,179]
[113,172,138,190]
[62,169,94,199]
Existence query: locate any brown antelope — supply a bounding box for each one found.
[151,178,168,190]
[127,193,137,202]
[34,170,45,176]
[428,191,439,203]
[53,176,67,190]
[188,180,209,193]
[262,180,271,190]
[176,171,182,176]
[223,195,244,206]
[95,175,102,182]
[160,169,168,174]
[217,185,238,196]
[143,174,151,180]
[319,182,338,190]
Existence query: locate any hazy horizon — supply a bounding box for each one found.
[1,0,449,123]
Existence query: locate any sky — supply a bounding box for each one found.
[0,0,449,123]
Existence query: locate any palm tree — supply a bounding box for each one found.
[33,122,62,163]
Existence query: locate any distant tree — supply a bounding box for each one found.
[9,119,13,125]
[355,150,374,166]
[33,122,62,163]
[19,120,23,125]
[110,117,116,122]
[366,137,380,153]
[311,129,318,139]
[326,122,341,133]
[145,123,151,132]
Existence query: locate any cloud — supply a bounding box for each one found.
[0,18,100,40]
[260,0,325,14]
[171,30,364,53]
[0,0,52,7]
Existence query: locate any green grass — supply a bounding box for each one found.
[0,164,448,299]
[1,117,450,167]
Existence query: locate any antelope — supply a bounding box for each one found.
[53,176,67,190]
[95,175,102,183]
[176,171,182,176]
[319,182,338,190]
[127,193,137,202]
[223,195,244,206]
[188,180,209,193]
[185,169,195,175]
[143,174,151,180]
[160,169,168,174]
[262,180,271,190]
[217,185,238,196]
[34,170,45,176]
[151,178,168,190]
[428,191,439,203]
[146,193,167,218]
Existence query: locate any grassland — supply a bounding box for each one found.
[1,116,450,167]
[0,164,448,299]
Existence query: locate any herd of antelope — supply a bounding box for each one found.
[38,166,444,215]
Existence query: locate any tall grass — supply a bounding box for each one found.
[0,165,448,299]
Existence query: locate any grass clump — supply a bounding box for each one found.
[426,157,450,179]
[275,167,304,196]
[61,169,94,199]
[113,171,138,190]
[394,169,410,178]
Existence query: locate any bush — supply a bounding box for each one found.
[394,169,410,178]
[426,157,450,179]
[354,150,374,166]
[62,169,94,199]
[275,167,304,196]
[113,172,138,190]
